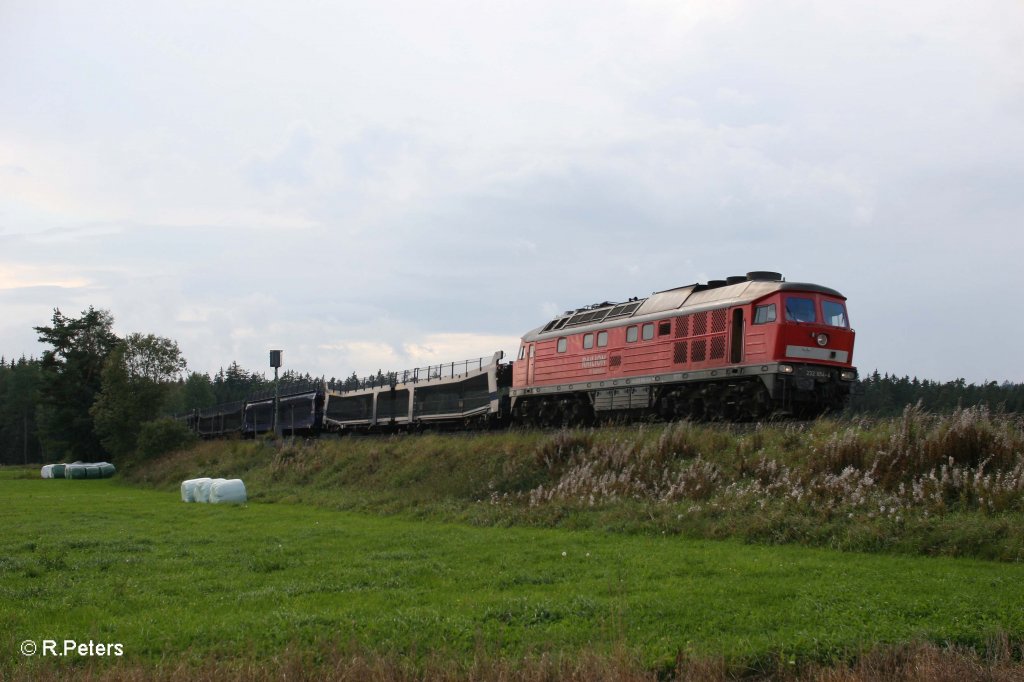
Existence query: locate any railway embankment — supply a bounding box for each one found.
[125,404,1024,560]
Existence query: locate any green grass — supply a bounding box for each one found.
[123,410,1024,560]
[2,472,1024,678]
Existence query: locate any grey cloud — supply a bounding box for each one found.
[243,122,316,191]
[1,1,1022,383]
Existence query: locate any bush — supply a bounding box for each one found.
[135,418,197,461]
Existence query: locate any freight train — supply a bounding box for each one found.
[179,271,857,437]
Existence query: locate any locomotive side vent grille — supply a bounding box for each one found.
[691,339,707,362]
[711,309,728,334]
[710,336,726,360]
[622,301,643,316]
[693,312,708,336]
[610,355,622,367]
[567,308,614,327]
[675,316,689,338]
[673,341,688,364]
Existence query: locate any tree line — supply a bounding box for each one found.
[1,306,1022,466]
[848,370,1024,416]
[0,307,309,466]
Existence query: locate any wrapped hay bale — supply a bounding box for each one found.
[209,479,247,504]
[181,477,211,502]
[41,464,53,479]
[193,478,215,503]
[205,478,227,502]
[62,461,114,480]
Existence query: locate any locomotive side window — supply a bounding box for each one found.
[658,321,670,336]
[626,326,638,343]
[754,304,776,324]
[642,323,654,341]
[597,331,608,347]
[583,333,594,349]
[785,297,817,323]
[557,338,567,353]
[518,345,526,360]
[822,300,849,327]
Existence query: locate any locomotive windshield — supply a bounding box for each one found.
[784,296,817,323]
[822,300,849,327]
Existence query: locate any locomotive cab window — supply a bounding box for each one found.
[597,331,608,347]
[583,333,594,349]
[822,300,849,327]
[754,304,776,324]
[626,326,638,343]
[785,297,817,323]
[518,345,526,360]
[557,338,567,353]
[642,323,655,341]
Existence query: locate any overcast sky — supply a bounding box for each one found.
[2,1,1022,383]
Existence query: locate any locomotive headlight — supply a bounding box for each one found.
[779,364,795,374]
[840,370,857,381]
[815,332,829,347]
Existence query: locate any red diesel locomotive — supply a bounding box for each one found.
[510,271,857,423]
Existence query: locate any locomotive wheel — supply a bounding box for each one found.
[743,382,772,421]
[513,399,539,427]
[562,397,593,427]
[537,398,561,428]
[700,384,724,421]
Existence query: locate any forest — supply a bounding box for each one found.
[1,306,1022,465]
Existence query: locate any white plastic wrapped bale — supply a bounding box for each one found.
[209,478,247,504]
[181,477,211,502]
[40,464,53,479]
[193,478,216,503]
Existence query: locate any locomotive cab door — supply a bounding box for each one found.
[730,308,744,363]
[527,343,536,384]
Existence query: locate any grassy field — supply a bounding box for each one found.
[127,407,1024,561]
[2,470,1024,680]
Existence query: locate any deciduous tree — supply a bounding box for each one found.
[34,307,118,459]
[91,333,187,459]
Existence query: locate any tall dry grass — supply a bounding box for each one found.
[8,639,1023,681]
[499,405,1024,520]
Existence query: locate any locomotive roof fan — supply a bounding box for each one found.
[746,271,783,281]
